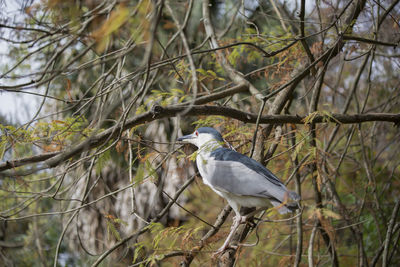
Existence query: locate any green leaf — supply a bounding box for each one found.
[192,116,225,127]
[0,140,6,160]
[134,163,145,186]
[95,150,111,175]
[145,159,158,181]
[292,139,304,161]
[196,68,207,76]
[303,111,319,124]
[206,70,217,77]
[106,220,122,241]
[321,110,341,124]
[132,243,144,263]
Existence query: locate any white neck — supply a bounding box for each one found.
[198,139,222,155]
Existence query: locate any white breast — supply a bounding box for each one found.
[196,153,226,198]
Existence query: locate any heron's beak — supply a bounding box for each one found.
[177,133,195,142]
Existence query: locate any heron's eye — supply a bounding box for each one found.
[195,131,199,136]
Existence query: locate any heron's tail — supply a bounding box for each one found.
[288,190,300,201]
[272,191,301,214]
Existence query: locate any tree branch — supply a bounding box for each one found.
[1,105,399,173]
[343,35,400,47]
[382,199,400,266]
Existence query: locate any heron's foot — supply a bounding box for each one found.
[233,215,247,225]
[232,215,256,229]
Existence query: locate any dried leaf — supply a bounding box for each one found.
[91,4,129,52]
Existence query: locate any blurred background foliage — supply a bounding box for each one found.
[0,0,400,266]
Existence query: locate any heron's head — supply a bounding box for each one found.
[177,127,224,148]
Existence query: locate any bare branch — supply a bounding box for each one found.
[2,105,399,173]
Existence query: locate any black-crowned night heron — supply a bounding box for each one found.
[178,127,300,253]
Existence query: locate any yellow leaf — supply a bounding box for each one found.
[91,4,129,52]
[319,208,342,220]
[303,111,319,124]
[321,110,341,124]
[315,208,337,243]
[317,172,322,191]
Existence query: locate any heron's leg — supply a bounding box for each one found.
[214,215,241,255]
[214,211,251,255]
[230,214,245,229]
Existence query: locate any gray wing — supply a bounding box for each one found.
[210,148,283,186]
[203,159,289,203]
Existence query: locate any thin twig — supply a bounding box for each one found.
[382,199,400,266]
